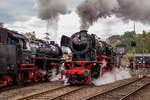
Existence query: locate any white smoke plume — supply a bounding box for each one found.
[46,19,58,40]
[77,0,150,30]
[92,68,131,86]
[35,0,74,41]
[50,68,60,81]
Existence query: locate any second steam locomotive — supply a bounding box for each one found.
[0,27,62,87]
[61,30,117,84]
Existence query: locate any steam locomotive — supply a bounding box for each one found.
[0,27,62,87]
[61,30,117,84]
[129,54,150,69]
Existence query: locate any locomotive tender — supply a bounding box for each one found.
[0,27,62,87]
[61,30,117,84]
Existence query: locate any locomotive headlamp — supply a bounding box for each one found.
[61,70,66,75]
[82,69,89,76]
[77,34,80,38]
[62,63,64,66]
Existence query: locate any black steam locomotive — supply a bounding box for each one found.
[30,39,62,58]
[0,27,62,87]
[129,54,150,69]
[61,30,117,84]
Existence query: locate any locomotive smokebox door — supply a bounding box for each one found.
[0,44,17,74]
[116,44,126,55]
[61,35,71,47]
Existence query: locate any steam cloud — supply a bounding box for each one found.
[77,0,150,30]
[36,0,73,41]
[92,68,131,86]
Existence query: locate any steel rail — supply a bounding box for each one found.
[17,85,68,100]
[120,81,150,100]
[85,76,146,100]
[50,85,90,100]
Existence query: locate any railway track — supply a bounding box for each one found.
[120,81,150,100]
[120,74,150,100]
[51,85,91,100]
[16,71,150,100]
[17,85,89,100]
[0,82,42,93]
[0,81,63,93]
[17,78,141,100]
[85,74,150,100]
[0,81,64,100]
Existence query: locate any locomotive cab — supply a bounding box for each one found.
[0,28,32,86]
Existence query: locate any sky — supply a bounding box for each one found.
[1,0,150,43]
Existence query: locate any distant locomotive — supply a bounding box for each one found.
[129,54,150,69]
[61,30,117,84]
[0,27,62,87]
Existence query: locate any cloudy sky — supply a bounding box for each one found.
[1,0,150,42]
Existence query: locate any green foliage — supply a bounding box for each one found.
[24,31,37,40]
[108,31,150,54]
[108,35,121,40]
[122,31,136,39]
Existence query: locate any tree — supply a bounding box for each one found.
[107,35,121,44]
[24,31,37,40]
[108,30,150,54]
[122,31,136,39]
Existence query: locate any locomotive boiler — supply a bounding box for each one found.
[0,27,62,87]
[30,39,62,58]
[61,30,116,84]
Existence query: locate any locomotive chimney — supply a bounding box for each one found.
[80,30,88,33]
[50,41,55,45]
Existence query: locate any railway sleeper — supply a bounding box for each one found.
[126,86,142,90]
[36,95,55,98]
[33,97,52,99]
[95,97,124,100]
[108,93,127,96]
[104,92,129,96]
[37,96,57,99]
[101,94,126,98]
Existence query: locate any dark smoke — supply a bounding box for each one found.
[36,0,70,20]
[35,0,74,41]
[77,0,150,30]
[77,0,119,30]
[115,0,150,23]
